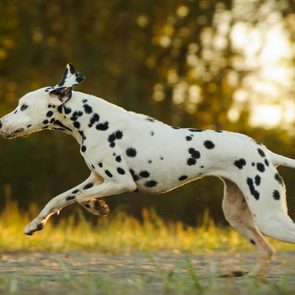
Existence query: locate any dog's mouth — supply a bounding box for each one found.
[2,128,25,139]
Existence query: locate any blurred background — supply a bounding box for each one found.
[1,0,295,226]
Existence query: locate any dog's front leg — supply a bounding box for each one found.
[74,172,137,205]
[24,173,103,235]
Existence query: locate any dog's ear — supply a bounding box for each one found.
[56,64,86,88]
[49,87,72,106]
[49,64,86,106]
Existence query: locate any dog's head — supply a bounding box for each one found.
[0,64,85,138]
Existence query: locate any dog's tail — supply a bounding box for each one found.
[269,150,295,169]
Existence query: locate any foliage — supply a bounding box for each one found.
[0,200,293,253]
[1,0,295,223]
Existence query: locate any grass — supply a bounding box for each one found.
[0,199,294,253]
[0,255,294,295]
[0,200,294,294]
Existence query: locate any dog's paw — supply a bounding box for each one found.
[81,199,110,216]
[24,219,44,236]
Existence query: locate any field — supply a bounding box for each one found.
[0,200,294,294]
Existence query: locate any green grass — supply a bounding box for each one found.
[0,199,294,253]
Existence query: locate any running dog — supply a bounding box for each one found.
[1,64,294,276]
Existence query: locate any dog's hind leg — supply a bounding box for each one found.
[222,178,275,277]
[232,168,295,245]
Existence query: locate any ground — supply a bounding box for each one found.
[0,251,294,294]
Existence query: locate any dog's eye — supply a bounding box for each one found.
[20,104,28,111]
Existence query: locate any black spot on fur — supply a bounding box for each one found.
[188,129,203,132]
[76,75,85,83]
[57,106,63,113]
[130,169,140,181]
[46,111,53,118]
[72,189,80,194]
[256,163,265,172]
[83,104,93,114]
[273,190,280,200]
[179,175,188,181]
[188,148,201,159]
[186,136,192,141]
[145,180,158,188]
[98,162,103,167]
[204,140,215,149]
[126,148,137,157]
[43,119,49,125]
[115,130,123,139]
[63,106,72,114]
[234,159,247,169]
[108,134,116,143]
[105,170,113,178]
[250,239,256,245]
[96,122,109,131]
[187,158,196,166]
[108,130,123,148]
[115,155,122,162]
[73,121,80,129]
[264,159,269,166]
[117,167,125,175]
[257,148,266,157]
[274,173,283,185]
[70,111,83,121]
[139,171,150,178]
[81,145,87,153]
[151,131,154,136]
[20,104,28,111]
[255,175,261,186]
[247,177,260,200]
[83,183,94,190]
[148,160,152,164]
[89,113,100,127]
[66,195,75,201]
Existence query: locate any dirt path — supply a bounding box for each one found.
[0,251,294,294]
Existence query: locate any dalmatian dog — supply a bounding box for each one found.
[0,64,295,276]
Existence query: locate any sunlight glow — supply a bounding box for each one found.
[231,8,295,128]
[251,105,282,128]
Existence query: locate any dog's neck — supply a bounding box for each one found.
[51,92,91,145]
[52,91,123,145]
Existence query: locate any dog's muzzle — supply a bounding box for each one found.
[1,127,25,139]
